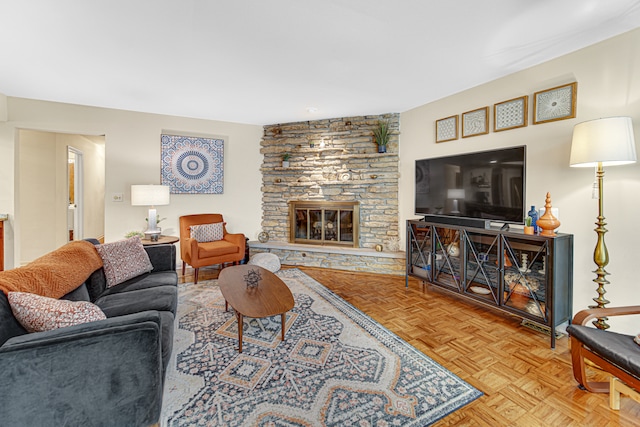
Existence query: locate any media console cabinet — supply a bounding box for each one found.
[406,219,573,348]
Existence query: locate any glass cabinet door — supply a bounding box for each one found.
[501,236,548,321]
[408,223,432,281]
[433,227,462,291]
[464,231,500,304]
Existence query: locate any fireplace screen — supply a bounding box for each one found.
[289,201,359,247]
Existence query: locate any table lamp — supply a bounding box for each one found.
[570,116,636,329]
[131,184,171,241]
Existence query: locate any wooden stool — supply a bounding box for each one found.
[610,377,640,410]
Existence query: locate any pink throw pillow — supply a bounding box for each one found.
[95,236,153,288]
[9,292,106,333]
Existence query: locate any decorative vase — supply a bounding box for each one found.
[537,192,561,237]
[527,205,539,233]
[446,242,460,257]
[282,160,289,168]
[524,226,534,235]
[377,145,387,153]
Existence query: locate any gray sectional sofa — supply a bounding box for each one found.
[0,239,178,427]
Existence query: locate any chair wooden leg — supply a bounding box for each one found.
[194,268,199,284]
[570,337,609,392]
[611,377,640,410]
[182,262,186,276]
[611,377,621,410]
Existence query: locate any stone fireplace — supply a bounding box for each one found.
[289,200,359,247]
[251,113,405,275]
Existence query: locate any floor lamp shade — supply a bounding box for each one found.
[569,116,636,330]
[570,117,636,167]
[131,185,171,239]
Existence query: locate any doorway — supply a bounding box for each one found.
[67,147,83,241]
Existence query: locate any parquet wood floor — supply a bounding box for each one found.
[181,265,640,426]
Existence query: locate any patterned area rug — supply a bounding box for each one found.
[162,269,481,426]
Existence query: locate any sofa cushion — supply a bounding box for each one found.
[190,222,224,243]
[8,292,106,333]
[61,283,91,302]
[568,324,640,377]
[95,285,178,318]
[0,292,27,346]
[198,240,239,258]
[95,237,153,288]
[98,271,178,298]
[0,240,103,298]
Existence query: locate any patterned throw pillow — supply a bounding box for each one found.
[95,236,153,288]
[8,292,106,333]
[190,222,224,242]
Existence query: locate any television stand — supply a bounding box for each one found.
[406,218,573,348]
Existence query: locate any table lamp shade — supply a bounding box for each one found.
[131,185,170,206]
[570,117,636,167]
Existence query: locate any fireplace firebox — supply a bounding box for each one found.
[289,201,359,247]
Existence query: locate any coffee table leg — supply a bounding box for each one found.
[238,313,243,353]
[281,313,286,341]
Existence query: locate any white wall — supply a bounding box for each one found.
[399,28,640,334]
[0,99,263,269]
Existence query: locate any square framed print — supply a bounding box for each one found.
[494,96,528,132]
[161,134,225,194]
[462,107,489,138]
[533,82,577,124]
[435,115,458,143]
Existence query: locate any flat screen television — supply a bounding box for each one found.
[415,146,526,226]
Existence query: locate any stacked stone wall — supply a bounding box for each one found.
[257,113,404,275]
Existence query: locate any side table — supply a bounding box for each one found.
[141,235,179,246]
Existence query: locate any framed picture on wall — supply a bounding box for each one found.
[533,82,577,124]
[462,107,489,138]
[161,134,225,194]
[435,115,458,143]
[494,96,528,132]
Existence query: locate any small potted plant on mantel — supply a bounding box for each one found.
[372,120,390,153]
[281,153,291,167]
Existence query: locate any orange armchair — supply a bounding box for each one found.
[179,214,246,284]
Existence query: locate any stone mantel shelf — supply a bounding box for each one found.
[249,241,405,259]
[263,152,398,161]
[268,179,395,186]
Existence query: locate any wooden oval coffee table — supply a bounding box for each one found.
[218,265,294,353]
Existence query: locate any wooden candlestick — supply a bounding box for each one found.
[537,192,561,237]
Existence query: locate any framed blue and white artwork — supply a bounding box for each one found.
[161,134,224,194]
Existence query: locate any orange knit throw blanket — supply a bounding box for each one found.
[0,240,104,299]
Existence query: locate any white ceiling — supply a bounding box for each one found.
[2,0,640,126]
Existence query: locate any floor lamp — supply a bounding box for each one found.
[131,184,171,241]
[569,116,637,329]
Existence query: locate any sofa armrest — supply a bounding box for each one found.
[145,243,176,272]
[572,306,640,326]
[0,311,164,426]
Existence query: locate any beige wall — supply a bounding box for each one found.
[399,28,640,334]
[18,130,105,263]
[0,100,263,269]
